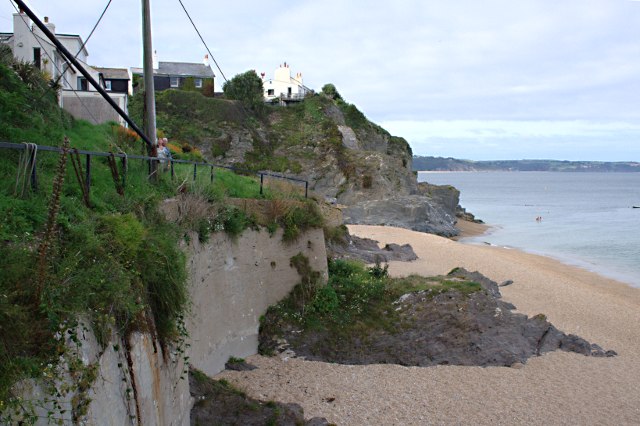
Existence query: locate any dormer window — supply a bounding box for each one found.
[105,80,112,91]
[170,77,179,88]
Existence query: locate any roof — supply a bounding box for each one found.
[158,61,215,78]
[131,61,215,78]
[94,67,129,80]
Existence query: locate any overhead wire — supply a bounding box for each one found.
[10,3,107,135]
[52,0,113,87]
[176,0,228,82]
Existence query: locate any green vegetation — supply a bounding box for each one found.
[129,89,246,155]
[260,259,482,354]
[0,56,324,416]
[222,70,265,114]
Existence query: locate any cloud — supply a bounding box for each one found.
[2,0,639,160]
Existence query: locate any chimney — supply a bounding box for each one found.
[152,50,159,69]
[13,11,32,57]
[203,54,209,67]
[43,16,56,35]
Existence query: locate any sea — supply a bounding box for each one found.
[418,171,640,288]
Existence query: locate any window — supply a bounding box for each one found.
[267,89,275,96]
[195,78,202,88]
[77,77,88,91]
[170,76,179,88]
[33,48,41,69]
[105,80,112,91]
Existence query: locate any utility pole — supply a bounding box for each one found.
[142,0,158,177]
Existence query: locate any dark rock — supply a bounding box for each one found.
[327,232,418,263]
[267,270,616,368]
[342,195,459,237]
[500,280,514,287]
[224,360,258,371]
[189,368,329,425]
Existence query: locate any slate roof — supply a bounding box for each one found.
[94,67,129,80]
[131,61,215,78]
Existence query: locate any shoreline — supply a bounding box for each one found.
[451,218,490,240]
[454,218,639,288]
[218,225,640,425]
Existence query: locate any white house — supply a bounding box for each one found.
[1,11,128,125]
[260,62,310,103]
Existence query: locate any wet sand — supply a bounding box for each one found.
[217,225,640,425]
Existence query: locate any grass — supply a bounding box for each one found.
[260,260,483,353]
[0,58,325,410]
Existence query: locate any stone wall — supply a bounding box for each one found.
[185,227,328,376]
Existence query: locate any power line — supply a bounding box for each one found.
[9,3,117,144]
[176,0,228,82]
[53,0,113,87]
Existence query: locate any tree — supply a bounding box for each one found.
[321,83,342,101]
[223,70,264,113]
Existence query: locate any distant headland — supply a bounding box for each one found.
[413,156,640,172]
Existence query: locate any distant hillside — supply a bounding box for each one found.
[412,156,640,172]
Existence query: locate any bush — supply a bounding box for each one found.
[321,83,342,101]
[222,70,265,114]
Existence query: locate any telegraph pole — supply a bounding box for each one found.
[142,0,158,177]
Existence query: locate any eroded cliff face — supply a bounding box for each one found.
[9,228,327,425]
[204,95,461,236]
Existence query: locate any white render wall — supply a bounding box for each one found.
[262,64,306,101]
[9,12,94,91]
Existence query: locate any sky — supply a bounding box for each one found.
[2,0,640,161]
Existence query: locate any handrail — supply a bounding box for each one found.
[0,141,309,197]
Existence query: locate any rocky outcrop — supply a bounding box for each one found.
[327,233,418,263]
[267,269,616,367]
[342,195,459,237]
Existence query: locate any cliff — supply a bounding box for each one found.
[7,227,327,425]
[136,90,462,236]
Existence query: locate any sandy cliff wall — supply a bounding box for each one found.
[9,227,327,424]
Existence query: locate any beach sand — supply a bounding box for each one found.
[451,218,490,240]
[217,225,640,425]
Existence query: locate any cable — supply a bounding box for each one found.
[176,0,228,82]
[53,0,113,87]
[10,3,103,128]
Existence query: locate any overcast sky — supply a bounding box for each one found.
[2,0,640,161]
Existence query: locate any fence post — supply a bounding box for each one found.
[121,156,127,189]
[210,166,214,183]
[305,181,308,199]
[29,148,38,191]
[260,173,264,195]
[85,154,91,199]
[170,159,174,180]
[193,163,197,181]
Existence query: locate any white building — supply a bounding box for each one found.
[260,62,310,103]
[1,11,128,125]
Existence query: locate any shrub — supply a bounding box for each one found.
[222,70,265,114]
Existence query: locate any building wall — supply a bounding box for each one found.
[61,90,127,126]
[9,12,91,91]
[262,64,305,101]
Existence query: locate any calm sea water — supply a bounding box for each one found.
[418,171,640,287]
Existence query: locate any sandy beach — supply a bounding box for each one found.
[217,225,640,425]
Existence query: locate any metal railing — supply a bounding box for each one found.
[0,141,309,198]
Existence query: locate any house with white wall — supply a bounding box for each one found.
[260,62,310,103]
[1,10,128,126]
